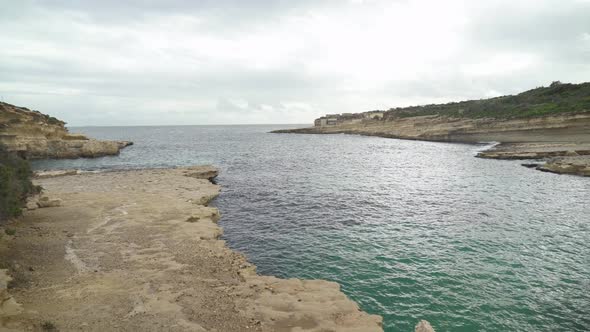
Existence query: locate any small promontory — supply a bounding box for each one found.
[0,102,131,159]
[273,81,590,176]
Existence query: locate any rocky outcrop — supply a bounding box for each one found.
[272,112,590,144]
[1,166,383,331]
[273,112,590,177]
[0,102,132,159]
[415,320,435,332]
[475,142,590,176]
[0,269,22,320]
[537,156,590,177]
[476,142,590,159]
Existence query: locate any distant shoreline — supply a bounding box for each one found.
[272,115,590,177]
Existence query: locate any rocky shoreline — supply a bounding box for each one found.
[272,115,590,177]
[0,166,394,331]
[0,102,132,159]
[476,142,590,177]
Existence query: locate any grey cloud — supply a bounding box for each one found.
[0,0,589,126]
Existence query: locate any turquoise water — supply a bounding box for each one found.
[33,125,590,331]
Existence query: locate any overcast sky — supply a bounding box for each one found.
[1,0,589,126]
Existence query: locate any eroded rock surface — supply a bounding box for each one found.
[538,156,590,177]
[476,142,590,160]
[0,102,132,159]
[0,166,382,331]
[476,142,590,177]
[415,320,435,332]
[0,269,23,320]
[273,113,590,143]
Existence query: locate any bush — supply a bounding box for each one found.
[385,81,590,120]
[0,145,36,221]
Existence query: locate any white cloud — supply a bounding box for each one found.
[0,0,588,125]
[461,53,539,77]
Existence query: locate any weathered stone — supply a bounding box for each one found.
[415,320,435,332]
[25,201,38,210]
[273,113,590,144]
[34,169,79,179]
[183,165,219,181]
[0,269,23,317]
[538,156,590,177]
[37,196,62,208]
[0,101,132,159]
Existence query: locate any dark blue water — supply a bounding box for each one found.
[32,125,590,332]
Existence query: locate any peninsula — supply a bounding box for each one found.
[0,102,132,159]
[272,82,590,176]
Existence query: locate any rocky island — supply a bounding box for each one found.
[0,102,132,159]
[273,82,590,177]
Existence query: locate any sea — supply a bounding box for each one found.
[31,125,590,332]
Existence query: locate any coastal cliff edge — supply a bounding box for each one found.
[0,102,132,159]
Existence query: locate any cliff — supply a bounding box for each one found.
[272,82,590,176]
[0,102,131,159]
[273,112,590,143]
[273,82,590,143]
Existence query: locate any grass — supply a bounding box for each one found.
[41,321,57,331]
[386,81,590,120]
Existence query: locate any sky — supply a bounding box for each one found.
[1,0,589,126]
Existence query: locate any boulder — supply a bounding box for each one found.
[415,320,435,332]
[37,196,62,208]
[25,201,38,210]
[34,169,79,179]
[0,269,22,317]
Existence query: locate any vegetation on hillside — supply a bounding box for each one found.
[0,145,37,221]
[385,81,590,120]
[0,101,66,127]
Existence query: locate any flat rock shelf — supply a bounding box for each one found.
[0,166,383,331]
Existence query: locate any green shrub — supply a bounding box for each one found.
[386,82,590,120]
[0,145,36,222]
[41,321,57,331]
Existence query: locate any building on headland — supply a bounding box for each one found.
[363,110,384,119]
[314,117,328,126]
[313,110,386,127]
[326,117,338,126]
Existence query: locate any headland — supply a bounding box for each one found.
[272,82,590,177]
[0,102,132,159]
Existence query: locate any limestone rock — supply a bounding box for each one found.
[0,101,132,159]
[538,156,590,177]
[0,269,22,317]
[34,169,79,179]
[272,112,590,144]
[183,165,219,181]
[37,196,62,208]
[25,201,38,210]
[415,320,435,332]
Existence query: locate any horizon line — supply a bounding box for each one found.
[68,123,311,128]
